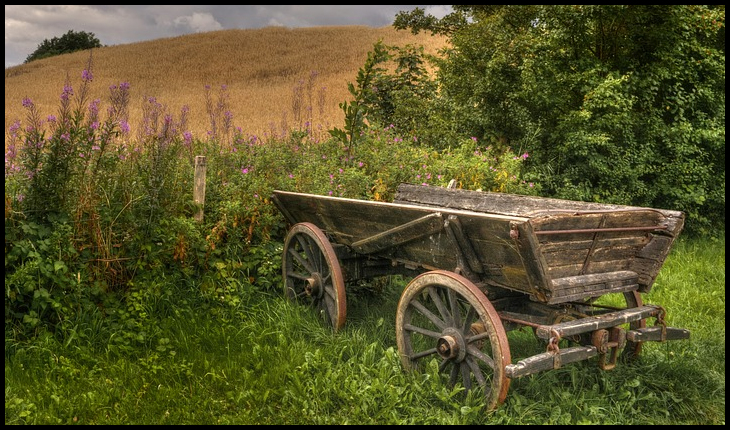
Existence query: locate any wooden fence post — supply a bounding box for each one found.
[194,156,206,222]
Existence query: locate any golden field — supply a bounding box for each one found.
[5,26,447,145]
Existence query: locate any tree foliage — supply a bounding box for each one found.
[393,5,725,236]
[25,30,102,63]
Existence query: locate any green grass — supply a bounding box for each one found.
[4,236,725,424]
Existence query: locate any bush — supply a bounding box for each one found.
[25,30,102,63]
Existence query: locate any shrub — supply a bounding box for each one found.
[25,30,102,63]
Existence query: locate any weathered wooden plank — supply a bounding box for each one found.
[551,270,638,289]
[508,220,551,297]
[444,215,483,274]
[395,183,682,218]
[534,305,662,339]
[531,211,669,233]
[548,283,638,304]
[505,346,598,379]
[539,235,649,253]
[547,260,633,279]
[545,270,639,303]
[626,326,690,342]
[633,235,679,292]
[542,245,639,268]
[350,212,444,254]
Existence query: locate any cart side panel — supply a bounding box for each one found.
[443,215,549,294]
[531,210,684,293]
[395,183,685,295]
[272,191,542,295]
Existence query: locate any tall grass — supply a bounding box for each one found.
[4,236,725,425]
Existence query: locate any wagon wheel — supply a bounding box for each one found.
[395,270,511,411]
[282,222,346,332]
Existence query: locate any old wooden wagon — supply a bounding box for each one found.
[271,183,690,410]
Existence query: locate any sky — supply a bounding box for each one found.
[4,5,452,68]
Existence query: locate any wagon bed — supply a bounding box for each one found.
[273,183,683,304]
[271,183,689,410]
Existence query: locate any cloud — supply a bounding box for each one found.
[172,13,224,33]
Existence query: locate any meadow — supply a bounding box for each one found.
[4,25,725,424]
[4,236,726,424]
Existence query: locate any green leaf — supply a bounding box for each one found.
[54,260,67,273]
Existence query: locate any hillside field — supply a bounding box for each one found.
[5,26,447,146]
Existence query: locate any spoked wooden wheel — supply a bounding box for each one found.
[282,222,346,332]
[395,270,511,411]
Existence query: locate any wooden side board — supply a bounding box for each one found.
[394,184,685,295]
[273,183,685,302]
[272,190,541,294]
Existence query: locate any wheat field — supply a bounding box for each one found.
[5,26,447,145]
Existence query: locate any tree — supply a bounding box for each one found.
[394,5,725,235]
[25,30,102,63]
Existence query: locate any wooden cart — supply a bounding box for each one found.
[271,183,690,410]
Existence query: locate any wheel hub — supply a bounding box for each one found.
[437,327,467,362]
[305,272,323,298]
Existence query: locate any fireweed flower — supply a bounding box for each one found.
[60,84,73,102]
[88,99,100,117]
[22,97,33,108]
[8,120,21,138]
[5,144,18,176]
[81,69,93,82]
[183,131,193,148]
